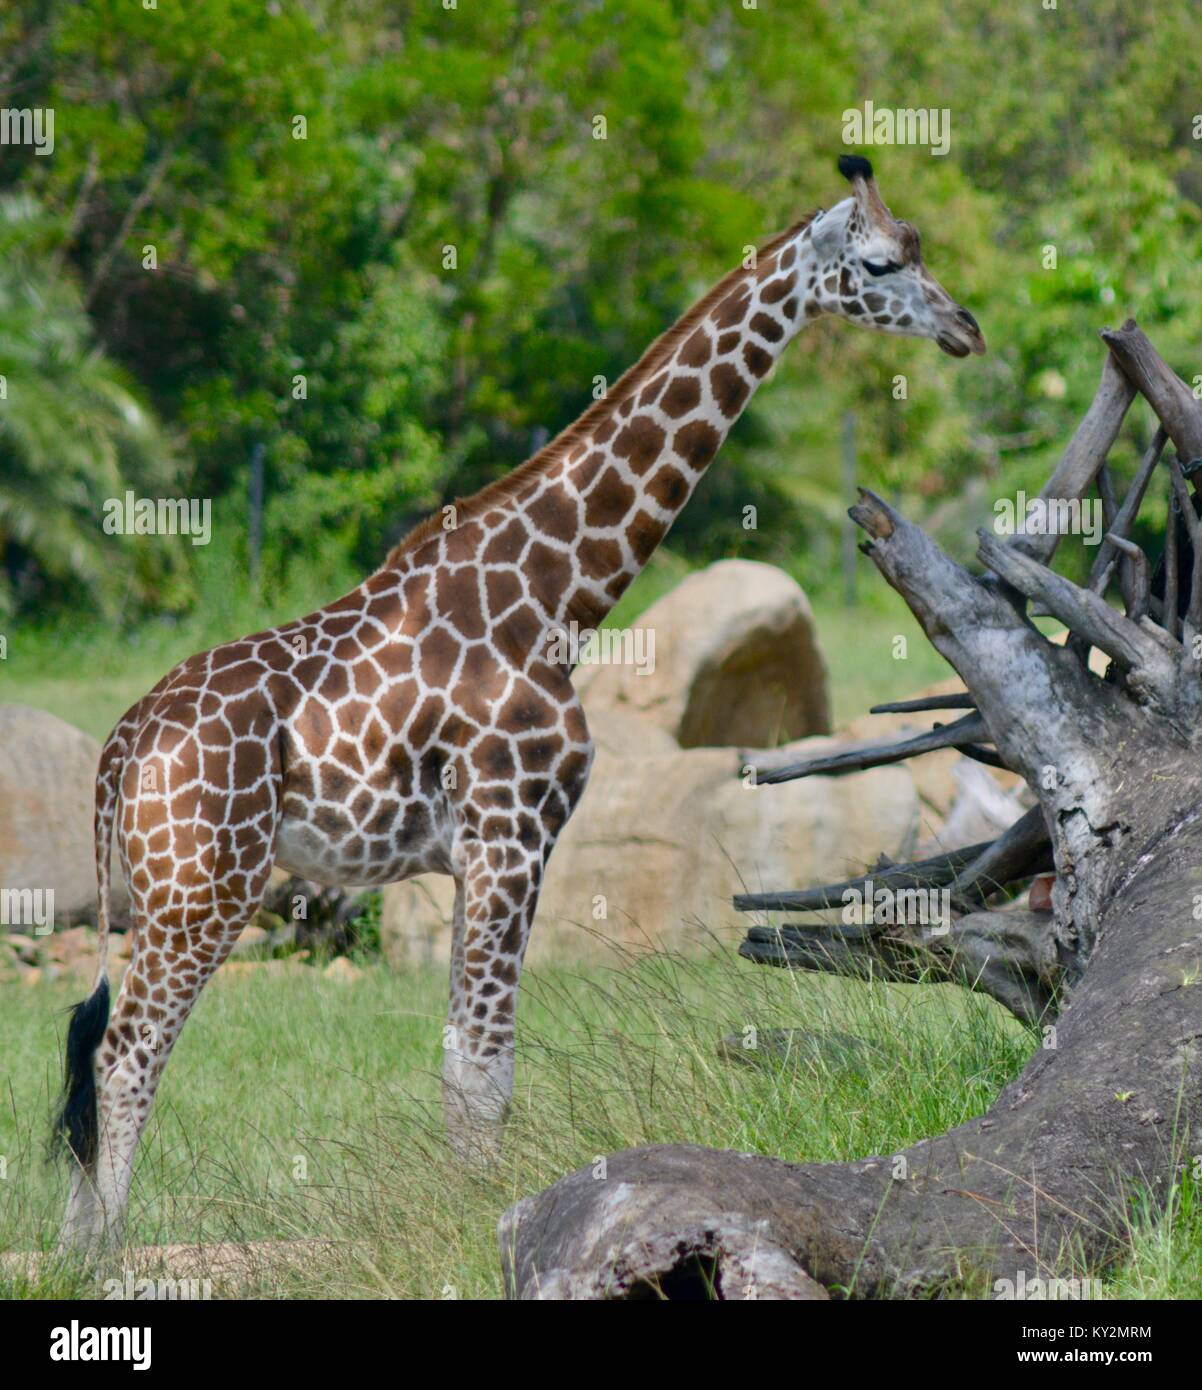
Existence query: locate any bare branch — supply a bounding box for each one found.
[1100,321,1202,463]
[976,530,1177,689]
[1085,426,1166,598]
[1105,535,1150,623]
[1163,488,1180,641]
[952,805,1054,906]
[749,712,990,785]
[1013,350,1136,563]
[733,840,995,915]
[1167,455,1202,635]
[869,694,976,715]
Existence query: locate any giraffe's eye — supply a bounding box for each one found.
[863,259,902,277]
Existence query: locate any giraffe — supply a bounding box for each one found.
[54,154,984,1248]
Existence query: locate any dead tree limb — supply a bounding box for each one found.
[1013,349,1136,563]
[734,840,996,914]
[1084,426,1166,599]
[746,712,994,785]
[740,905,1062,1028]
[869,694,977,714]
[1100,320,1202,466]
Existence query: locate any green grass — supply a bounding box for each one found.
[2,947,1039,1298]
[4,950,1196,1299]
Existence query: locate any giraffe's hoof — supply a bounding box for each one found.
[444,1092,507,1167]
[445,1119,505,1168]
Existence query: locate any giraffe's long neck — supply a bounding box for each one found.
[520,216,823,633]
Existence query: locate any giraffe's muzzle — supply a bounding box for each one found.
[937,306,986,357]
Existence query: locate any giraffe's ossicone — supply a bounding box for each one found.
[54,156,984,1248]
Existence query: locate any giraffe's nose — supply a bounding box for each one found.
[956,307,981,335]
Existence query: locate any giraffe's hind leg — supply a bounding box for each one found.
[84,897,258,1247]
[65,781,279,1247]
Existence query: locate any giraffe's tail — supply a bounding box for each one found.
[51,730,125,1168]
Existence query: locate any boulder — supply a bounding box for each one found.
[0,704,129,926]
[381,744,917,967]
[323,956,362,982]
[574,559,830,749]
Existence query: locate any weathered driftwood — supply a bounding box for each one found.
[500,326,1202,1299]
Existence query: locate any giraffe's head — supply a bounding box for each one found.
[807,155,985,358]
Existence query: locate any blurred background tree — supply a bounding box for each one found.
[1,0,1200,625]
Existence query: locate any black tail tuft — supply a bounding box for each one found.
[50,978,110,1169]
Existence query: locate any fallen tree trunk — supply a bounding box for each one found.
[500,323,1202,1300]
[502,809,1201,1296]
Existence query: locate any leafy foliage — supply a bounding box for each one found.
[2,0,1201,620]
[0,195,180,617]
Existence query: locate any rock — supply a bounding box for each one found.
[382,746,917,967]
[16,962,43,987]
[45,925,92,966]
[230,925,270,958]
[584,706,678,759]
[0,704,129,923]
[574,559,830,749]
[215,959,307,983]
[5,933,38,964]
[933,758,1030,855]
[382,877,457,970]
[323,956,361,982]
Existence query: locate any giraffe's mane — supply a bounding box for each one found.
[385,212,818,564]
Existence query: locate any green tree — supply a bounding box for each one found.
[0,195,180,618]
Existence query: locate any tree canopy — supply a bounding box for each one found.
[2,0,1200,621]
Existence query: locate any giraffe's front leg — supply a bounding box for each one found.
[442,843,543,1164]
